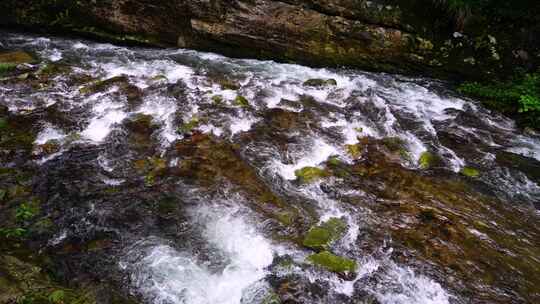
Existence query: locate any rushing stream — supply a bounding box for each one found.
[0,31,539,304]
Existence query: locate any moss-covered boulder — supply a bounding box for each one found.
[234,95,250,107]
[418,151,442,169]
[303,218,347,251]
[294,166,328,183]
[0,51,35,65]
[460,166,480,178]
[303,78,337,87]
[178,117,200,134]
[307,251,357,273]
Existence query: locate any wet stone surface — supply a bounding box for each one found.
[0,31,539,304]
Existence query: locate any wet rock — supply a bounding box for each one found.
[80,75,142,106]
[303,217,347,251]
[303,78,337,87]
[307,251,357,274]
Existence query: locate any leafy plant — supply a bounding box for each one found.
[458,73,540,128]
[48,290,65,304]
[0,227,27,238]
[16,202,38,222]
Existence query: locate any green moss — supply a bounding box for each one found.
[381,137,405,152]
[0,63,17,76]
[327,156,341,166]
[234,95,250,107]
[262,292,281,304]
[345,144,361,158]
[0,117,8,130]
[212,95,223,104]
[303,218,347,250]
[0,51,34,65]
[79,75,128,94]
[218,79,240,90]
[460,166,480,177]
[294,166,327,183]
[307,251,357,273]
[419,151,438,169]
[178,117,200,134]
[303,78,337,87]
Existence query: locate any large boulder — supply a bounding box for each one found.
[1,1,539,80]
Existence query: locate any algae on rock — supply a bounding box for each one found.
[303,217,347,251]
[307,251,357,273]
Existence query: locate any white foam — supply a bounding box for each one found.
[35,125,65,145]
[374,265,450,304]
[125,204,274,304]
[229,116,258,136]
[274,138,339,180]
[82,106,127,142]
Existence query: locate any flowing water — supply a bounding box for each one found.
[0,31,539,304]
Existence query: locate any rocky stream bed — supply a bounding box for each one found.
[0,31,539,304]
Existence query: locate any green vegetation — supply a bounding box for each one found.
[303,218,347,251]
[15,202,38,222]
[307,251,357,273]
[48,290,66,304]
[459,73,540,128]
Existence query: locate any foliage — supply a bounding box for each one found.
[48,290,65,304]
[0,227,27,238]
[458,73,540,128]
[16,202,38,222]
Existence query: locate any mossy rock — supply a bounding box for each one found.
[345,144,361,159]
[381,137,405,152]
[0,63,17,76]
[212,95,223,104]
[418,151,441,169]
[303,218,347,251]
[0,51,35,64]
[294,166,327,183]
[460,167,480,178]
[303,78,337,87]
[218,78,240,90]
[177,117,200,134]
[79,75,130,94]
[307,251,357,273]
[234,95,250,107]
